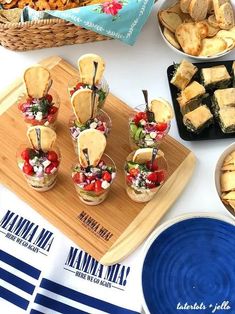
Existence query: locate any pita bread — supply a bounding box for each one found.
[77,54,105,86]
[220,171,235,191]
[196,21,209,38]
[132,148,164,164]
[77,129,106,168]
[218,2,234,30]
[223,151,235,165]
[71,89,98,124]
[207,14,220,27]
[27,126,56,152]
[159,10,182,33]
[150,98,174,123]
[175,23,202,55]
[199,37,227,56]
[163,27,181,49]
[228,200,235,210]
[24,66,51,99]
[222,191,235,200]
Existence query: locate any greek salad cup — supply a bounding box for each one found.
[18,89,60,130]
[72,154,116,205]
[17,126,61,192]
[125,148,168,203]
[69,110,111,155]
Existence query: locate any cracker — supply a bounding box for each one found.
[27,126,57,152]
[77,129,106,168]
[163,27,181,49]
[175,22,202,55]
[220,171,235,192]
[196,20,209,38]
[159,10,182,33]
[199,37,227,56]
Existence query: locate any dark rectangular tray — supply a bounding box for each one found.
[167,60,235,141]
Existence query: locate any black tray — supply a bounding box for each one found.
[167,60,235,141]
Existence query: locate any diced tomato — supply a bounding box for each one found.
[102,171,112,182]
[126,175,133,184]
[133,111,147,125]
[155,123,168,132]
[94,180,102,193]
[73,172,85,184]
[52,161,59,168]
[23,162,34,175]
[157,170,166,183]
[47,151,58,162]
[45,94,53,103]
[147,172,158,182]
[45,164,54,175]
[146,159,158,171]
[147,183,156,189]
[75,83,84,90]
[70,90,75,96]
[47,114,56,123]
[49,106,58,115]
[129,168,139,177]
[84,183,95,191]
[21,148,31,161]
[97,125,105,132]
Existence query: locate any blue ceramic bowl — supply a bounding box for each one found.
[141,214,235,314]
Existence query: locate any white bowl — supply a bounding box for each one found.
[157,0,235,60]
[215,142,235,219]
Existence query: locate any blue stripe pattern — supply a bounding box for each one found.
[0,286,29,310]
[1,268,35,295]
[30,309,45,314]
[35,294,89,314]
[0,250,40,279]
[39,278,140,314]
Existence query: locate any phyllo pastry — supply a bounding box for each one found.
[177,81,206,115]
[232,61,235,87]
[217,107,235,133]
[170,59,198,90]
[212,88,235,112]
[200,65,231,90]
[183,105,213,133]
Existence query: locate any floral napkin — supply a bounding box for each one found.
[21,0,155,45]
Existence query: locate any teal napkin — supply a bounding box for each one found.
[21,0,154,45]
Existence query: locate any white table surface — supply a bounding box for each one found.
[1,1,235,312]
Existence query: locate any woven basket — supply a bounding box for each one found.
[0,18,111,51]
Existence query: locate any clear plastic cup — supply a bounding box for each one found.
[124,150,168,203]
[69,109,112,155]
[17,88,60,130]
[16,145,61,192]
[72,154,116,206]
[129,104,171,151]
[68,74,109,109]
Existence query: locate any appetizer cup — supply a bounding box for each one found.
[72,154,116,205]
[18,89,60,130]
[125,150,168,203]
[68,74,109,109]
[69,110,112,154]
[17,144,61,192]
[129,104,171,150]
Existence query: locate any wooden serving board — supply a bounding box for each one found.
[0,56,196,265]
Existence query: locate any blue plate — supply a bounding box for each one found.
[142,217,235,314]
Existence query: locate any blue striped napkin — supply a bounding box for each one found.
[0,186,142,314]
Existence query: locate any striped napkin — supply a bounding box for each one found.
[0,185,143,314]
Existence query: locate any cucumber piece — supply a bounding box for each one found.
[127,161,139,170]
[130,123,138,136]
[134,127,143,141]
